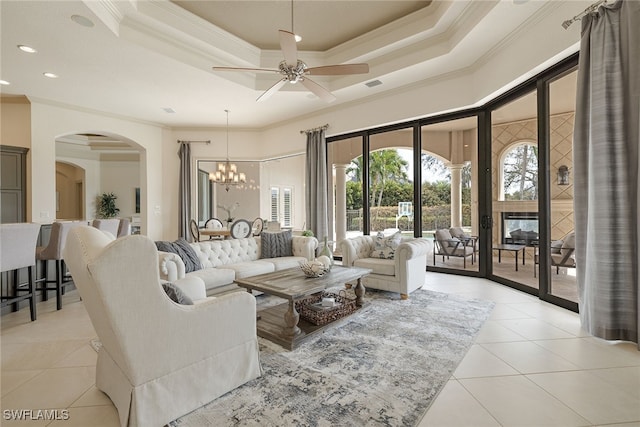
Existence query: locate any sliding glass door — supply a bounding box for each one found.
[488,88,540,292]
[423,116,480,274]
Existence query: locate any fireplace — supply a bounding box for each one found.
[502,212,539,246]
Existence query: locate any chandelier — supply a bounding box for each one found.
[210,109,246,191]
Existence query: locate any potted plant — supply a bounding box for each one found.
[96,192,120,218]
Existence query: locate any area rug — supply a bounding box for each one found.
[170,288,494,427]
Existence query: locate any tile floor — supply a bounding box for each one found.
[1,273,639,426]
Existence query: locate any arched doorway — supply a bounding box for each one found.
[55,132,144,233]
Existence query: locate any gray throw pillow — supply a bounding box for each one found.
[260,230,293,258]
[155,239,202,273]
[162,282,193,305]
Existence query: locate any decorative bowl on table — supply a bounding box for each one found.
[299,260,330,278]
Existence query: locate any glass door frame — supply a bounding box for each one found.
[327,53,579,312]
[481,53,579,312]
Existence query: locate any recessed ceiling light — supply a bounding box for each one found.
[71,14,94,27]
[17,45,37,53]
[43,72,58,79]
[0,80,10,85]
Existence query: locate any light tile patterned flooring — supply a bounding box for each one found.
[1,273,639,426]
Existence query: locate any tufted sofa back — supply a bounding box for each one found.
[191,238,260,268]
[340,235,375,267]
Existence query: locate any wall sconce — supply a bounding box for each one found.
[557,165,570,185]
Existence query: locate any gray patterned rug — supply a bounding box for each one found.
[171,288,494,427]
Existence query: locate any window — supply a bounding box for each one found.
[501,142,538,200]
[270,187,279,222]
[283,188,292,227]
[270,186,294,227]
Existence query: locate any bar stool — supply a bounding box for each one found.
[0,223,41,321]
[92,219,120,238]
[36,221,84,310]
[117,218,131,237]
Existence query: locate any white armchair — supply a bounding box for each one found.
[63,226,262,427]
[340,235,432,299]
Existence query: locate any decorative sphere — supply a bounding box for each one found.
[316,256,331,269]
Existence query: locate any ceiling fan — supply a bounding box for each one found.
[212,29,369,103]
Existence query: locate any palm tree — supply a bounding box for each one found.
[346,149,409,209]
[369,150,409,209]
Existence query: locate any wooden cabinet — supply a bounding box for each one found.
[1,145,28,223]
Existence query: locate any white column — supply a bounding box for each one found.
[449,164,464,228]
[334,164,348,247]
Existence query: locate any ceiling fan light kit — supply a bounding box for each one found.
[213,28,369,103]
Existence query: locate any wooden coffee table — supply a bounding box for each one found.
[235,265,371,350]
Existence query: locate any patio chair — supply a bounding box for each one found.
[534,231,576,277]
[433,229,474,268]
[449,226,478,262]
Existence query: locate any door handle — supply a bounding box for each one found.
[481,215,492,229]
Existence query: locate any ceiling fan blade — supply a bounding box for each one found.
[212,66,278,73]
[257,78,287,102]
[301,78,336,103]
[306,63,370,76]
[279,30,298,67]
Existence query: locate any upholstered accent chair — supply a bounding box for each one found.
[36,220,85,310]
[92,218,120,238]
[433,228,475,268]
[0,223,41,321]
[340,235,432,299]
[64,226,262,427]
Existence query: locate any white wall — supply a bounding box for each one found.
[29,100,169,239]
[100,159,140,219]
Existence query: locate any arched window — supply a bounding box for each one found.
[500,142,538,201]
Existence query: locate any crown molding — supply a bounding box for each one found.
[26,96,169,130]
[82,0,126,36]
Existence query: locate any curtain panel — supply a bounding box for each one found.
[178,142,192,241]
[574,0,640,347]
[305,129,329,241]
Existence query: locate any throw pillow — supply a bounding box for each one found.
[161,282,193,305]
[370,231,402,259]
[155,239,202,273]
[260,230,293,258]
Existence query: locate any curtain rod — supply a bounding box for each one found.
[300,124,329,134]
[562,0,608,29]
[177,140,211,144]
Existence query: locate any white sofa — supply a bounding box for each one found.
[159,235,318,295]
[64,226,262,427]
[339,236,432,299]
